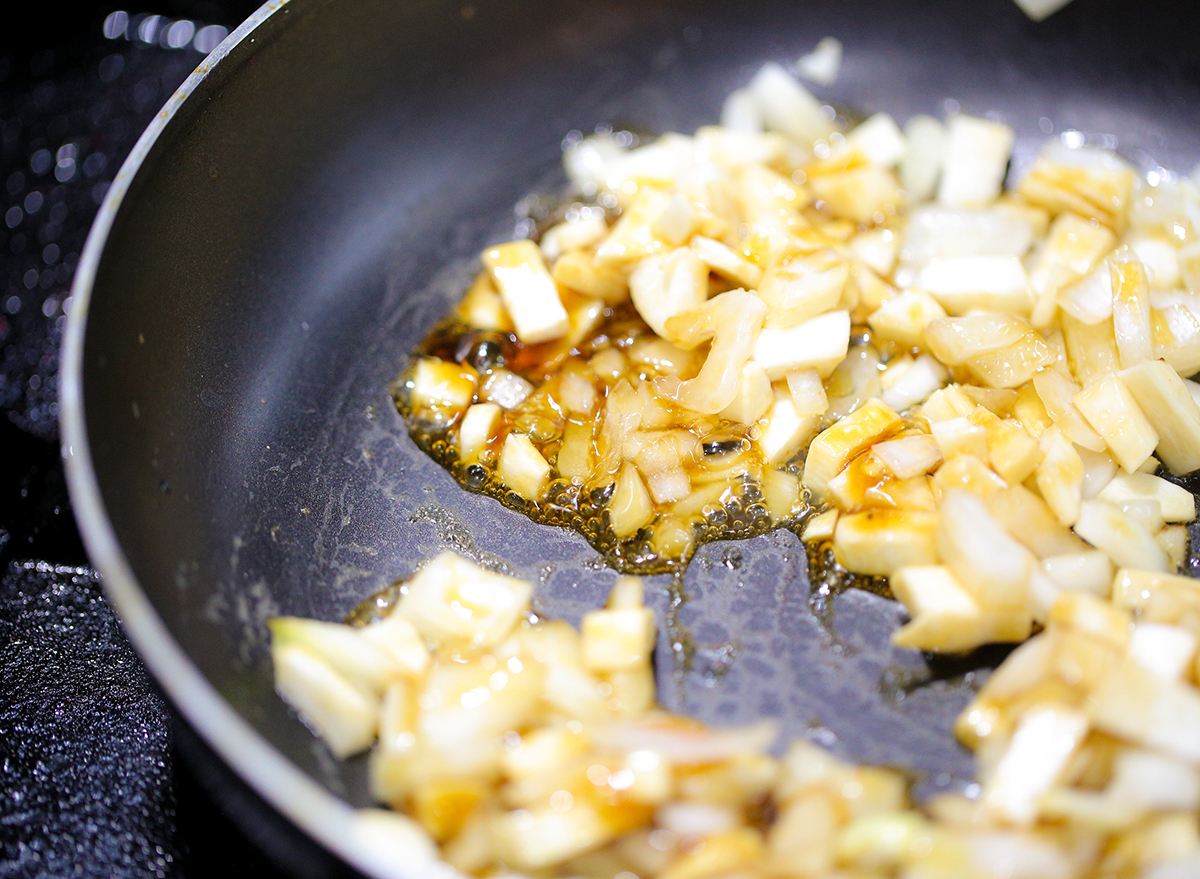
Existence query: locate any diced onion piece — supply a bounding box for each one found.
[1057,263,1115,325]
[803,399,905,499]
[983,706,1089,825]
[1128,623,1198,681]
[1181,239,1200,293]
[983,416,1042,484]
[1017,146,1136,233]
[498,433,552,501]
[272,643,378,759]
[785,368,829,418]
[595,188,672,266]
[457,273,511,331]
[924,313,1029,363]
[748,61,837,144]
[1032,368,1106,452]
[833,509,939,577]
[1028,212,1116,329]
[757,385,822,465]
[552,249,629,303]
[984,485,1085,561]
[1119,359,1200,475]
[401,551,533,650]
[880,354,948,412]
[1111,259,1154,368]
[645,467,691,504]
[1097,472,1196,523]
[916,256,1033,316]
[654,191,698,246]
[937,115,1015,208]
[1152,302,1200,377]
[1063,311,1121,389]
[540,213,608,262]
[762,468,802,522]
[410,358,476,417]
[1077,446,1118,499]
[719,361,774,425]
[1128,233,1180,287]
[796,37,842,86]
[757,254,847,329]
[660,289,768,414]
[1073,374,1158,473]
[603,133,695,192]
[359,613,432,680]
[900,205,1038,274]
[1105,749,1200,814]
[868,289,947,349]
[807,163,903,224]
[802,508,838,542]
[872,434,943,479]
[1090,656,1200,765]
[458,402,502,463]
[845,113,907,168]
[891,565,1031,653]
[346,810,440,879]
[1074,498,1169,572]
[1013,0,1074,20]
[557,421,594,482]
[849,232,898,280]
[719,86,762,132]
[629,248,709,343]
[966,332,1055,389]
[479,369,533,411]
[582,604,656,675]
[563,133,626,192]
[931,416,988,461]
[899,115,945,203]
[691,235,764,288]
[269,617,406,697]
[483,240,570,344]
[610,462,655,538]
[753,310,851,380]
[1039,550,1114,599]
[936,489,1035,611]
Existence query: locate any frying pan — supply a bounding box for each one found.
[59,0,1200,875]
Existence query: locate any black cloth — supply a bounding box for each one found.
[0,5,292,876]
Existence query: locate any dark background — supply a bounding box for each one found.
[0,2,316,876]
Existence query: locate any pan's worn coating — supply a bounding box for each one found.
[61,0,1200,874]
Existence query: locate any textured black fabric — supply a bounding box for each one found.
[0,7,295,877]
[0,563,177,878]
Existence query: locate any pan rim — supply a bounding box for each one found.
[57,2,442,876]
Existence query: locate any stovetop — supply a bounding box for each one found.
[0,5,304,876]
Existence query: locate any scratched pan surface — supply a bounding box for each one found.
[62,0,1200,874]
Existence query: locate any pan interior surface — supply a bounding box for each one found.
[71,0,1200,860]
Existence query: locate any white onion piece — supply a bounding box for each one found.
[900,116,945,204]
[658,289,767,414]
[748,62,836,144]
[901,205,1036,273]
[590,719,779,765]
[881,354,948,411]
[1011,0,1074,20]
[1057,263,1114,325]
[785,368,829,417]
[657,802,738,837]
[719,87,762,133]
[873,434,943,479]
[795,36,842,86]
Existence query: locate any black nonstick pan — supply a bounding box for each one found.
[60,0,1200,874]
